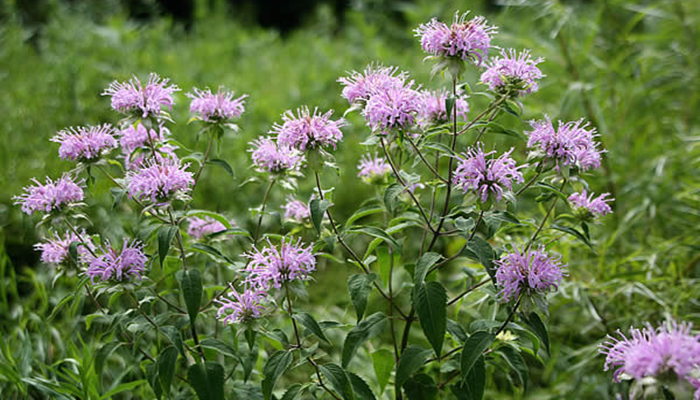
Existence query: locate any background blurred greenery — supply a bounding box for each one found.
[1,0,699,398]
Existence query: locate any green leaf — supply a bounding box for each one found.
[177,270,203,324]
[445,96,456,119]
[403,373,438,400]
[293,312,329,343]
[158,226,178,267]
[423,142,457,157]
[484,122,526,141]
[383,183,404,215]
[412,252,442,297]
[342,312,387,368]
[187,362,225,400]
[68,241,80,265]
[160,326,184,356]
[319,363,354,400]
[453,356,485,400]
[395,346,432,392]
[157,346,178,395]
[206,158,235,179]
[200,338,237,359]
[185,210,232,229]
[347,273,376,322]
[415,281,447,356]
[310,198,331,235]
[550,224,596,253]
[345,206,384,228]
[191,242,233,263]
[348,372,377,400]
[371,349,394,394]
[499,347,528,389]
[460,332,494,384]
[280,384,303,400]
[521,312,549,353]
[261,350,293,400]
[95,341,121,379]
[100,380,147,400]
[463,237,496,282]
[348,226,400,250]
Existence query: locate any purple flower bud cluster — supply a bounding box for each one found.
[418,89,470,126]
[126,158,194,204]
[453,146,524,203]
[357,153,391,182]
[272,107,346,152]
[526,116,603,171]
[187,87,247,122]
[244,237,316,290]
[480,49,544,96]
[51,124,118,161]
[338,64,408,104]
[600,321,700,397]
[34,230,93,265]
[215,283,268,324]
[415,12,497,66]
[249,137,304,173]
[13,175,84,215]
[119,123,167,155]
[568,189,614,218]
[85,239,147,283]
[187,217,227,239]
[494,246,567,302]
[103,73,180,118]
[282,196,310,223]
[363,82,421,134]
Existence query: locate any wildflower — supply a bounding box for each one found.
[187,87,247,122]
[526,116,603,171]
[14,175,84,215]
[244,237,316,289]
[418,89,469,126]
[272,107,346,151]
[600,321,700,397]
[481,49,544,96]
[187,216,227,239]
[126,159,194,204]
[407,182,425,193]
[338,64,408,104]
[453,146,524,203]
[363,84,421,134]
[249,137,304,173]
[357,153,391,183]
[494,245,567,302]
[415,11,497,66]
[102,73,180,118]
[282,196,310,223]
[85,239,147,283]
[216,284,268,324]
[34,230,93,265]
[568,190,613,218]
[119,123,167,155]
[51,124,118,161]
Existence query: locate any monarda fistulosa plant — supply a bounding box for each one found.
[22,9,697,400]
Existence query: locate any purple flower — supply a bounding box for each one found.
[215,283,268,324]
[568,189,614,218]
[600,321,700,396]
[453,146,524,203]
[119,123,167,155]
[418,89,469,126]
[34,230,93,265]
[357,153,391,182]
[102,73,180,118]
[494,245,567,302]
[249,137,304,173]
[187,87,247,122]
[51,124,118,161]
[415,12,497,65]
[272,107,346,151]
[338,64,408,104]
[282,196,310,223]
[480,49,544,96]
[526,116,603,171]
[187,217,227,239]
[244,237,316,289]
[85,239,147,283]
[126,159,194,204]
[363,83,421,133]
[14,174,84,215]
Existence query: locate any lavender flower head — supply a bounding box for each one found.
[14,174,84,215]
[282,196,310,223]
[126,158,194,204]
[568,189,613,218]
[481,49,544,96]
[338,64,408,104]
[453,146,524,203]
[363,83,421,134]
[187,87,247,122]
[216,284,268,324]
[187,217,227,239]
[357,153,391,183]
[415,12,497,66]
[34,230,93,265]
[418,89,469,126]
[526,116,603,171]
[494,246,567,302]
[272,107,346,151]
[85,239,147,283]
[51,124,118,161]
[102,73,180,118]
[119,123,167,155]
[600,321,700,397]
[244,237,316,289]
[249,137,304,173]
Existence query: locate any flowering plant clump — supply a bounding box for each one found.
[51,124,118,161]
[126,158,194,204]
[103,73,180,118]
[453,145,524,203]
[249,136,304,174]
[244,237,316,290]
[85,239,147,283]
[480,48,544,96]
[187,87,247,123]
[415,12,497,65]
[338,64,408,105]
[527,116,603,171]
[34,230,92,264]
[569,189,614,219]
[494,245,567,303]
[13,174,84,215]
[272,106,346,151]
[216,284,269,324]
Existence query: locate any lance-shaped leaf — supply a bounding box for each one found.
[348,273,376,322]
[342,312,387,367]
[460,332,494,384]
[261,350,293,400]
[414,281,447,356]
[177,270,202,324]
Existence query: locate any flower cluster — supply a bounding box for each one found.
[119,123,167,155]
[249,137,304,173]
[126,159,194,204]
[526,116,603,171]
[85,239,147,283]
[415,12,497,65]
[103,73,180,118]
[272,107,346,152]
[418,89,469,126]
[357,153,391,183]
[363,83,421,134]
[338,64,408,104]
[453,146,524,203]
[34,230,93,265]
[481,49,544,96]
[244,237,316,289]
[14,175,84,215]
[51,124,118,161]
[568,189,614,218]
[187,87,247,122]
[187,217,227,239]
[494,246,567,302]
[215,284,269,324]
[282,196,310,223]
[600,321,700,397]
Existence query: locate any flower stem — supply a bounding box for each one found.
[254,179,276,246]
